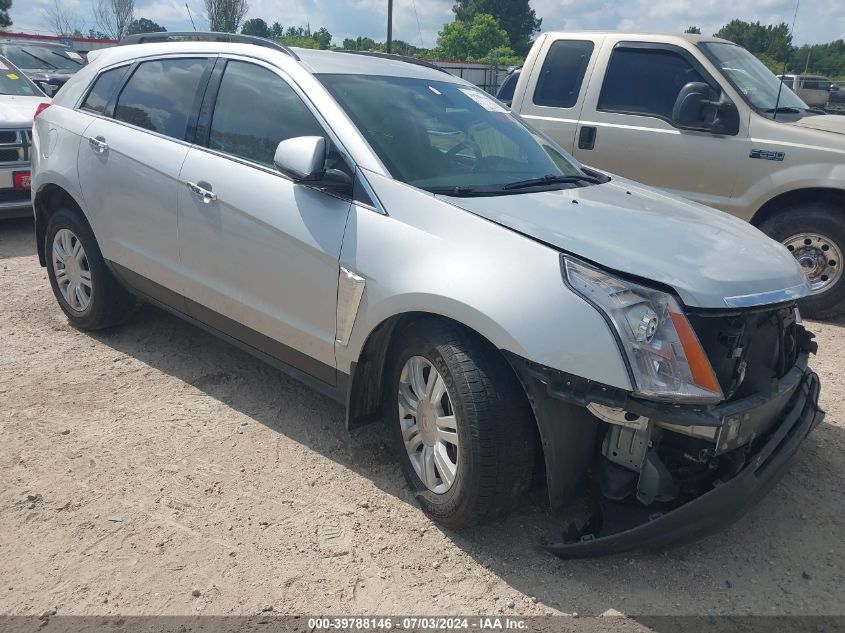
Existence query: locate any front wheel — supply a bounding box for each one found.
[759,203,845,319]
[388,319,535,529]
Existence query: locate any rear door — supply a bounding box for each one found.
[176,57,353,384]
[516,35,601,153]
[572,41,745,208]
[77,57,212,293]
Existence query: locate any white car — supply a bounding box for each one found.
[0,55,48,219]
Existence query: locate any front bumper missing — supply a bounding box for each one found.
[544,369,823,558]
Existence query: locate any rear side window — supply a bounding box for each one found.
[533,40,594,108]
[208,60,324,166]
[81,66,129,114]
[114,58,207,139]
[598,47,706,120]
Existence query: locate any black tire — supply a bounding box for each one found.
[758,202,845,320]
[388,318,535,529]
[45,207,134,330]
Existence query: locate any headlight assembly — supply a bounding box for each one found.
[563,256,723,404]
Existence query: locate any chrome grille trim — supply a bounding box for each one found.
[0,128,31,164]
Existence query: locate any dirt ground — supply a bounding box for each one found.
[1,217,843,620]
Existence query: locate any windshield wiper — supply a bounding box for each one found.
[426,186,499,197]
[20,50,57,69]
[502,173,600,190]
[50,51,81,66]
[763,106,803,114]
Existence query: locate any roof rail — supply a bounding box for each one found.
[119,31,300,61]
[338,50,449,74]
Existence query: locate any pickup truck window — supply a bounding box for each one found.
[598,47,706,120]
[533,40,594,108]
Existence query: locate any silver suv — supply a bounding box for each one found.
[31,33,824,557]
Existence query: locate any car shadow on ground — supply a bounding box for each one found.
[84,299,844,616]
[0,217,35,259]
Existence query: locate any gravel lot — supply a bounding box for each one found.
[1,217,843,620]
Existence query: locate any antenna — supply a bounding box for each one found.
[772,0,800,120]
[185,3,197,31]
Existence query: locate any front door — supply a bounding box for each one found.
[573,43,745,210]
[176,58,352,384]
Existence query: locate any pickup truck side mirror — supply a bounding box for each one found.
[273,136,352,192]
[672,82,739,136]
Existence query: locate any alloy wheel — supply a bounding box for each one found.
[398,355,459,494]
[52,228,93,312]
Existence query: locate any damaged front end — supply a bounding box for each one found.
[507,262,824,558]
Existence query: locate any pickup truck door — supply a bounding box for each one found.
[516,35,602,154]
[571,41,746,210]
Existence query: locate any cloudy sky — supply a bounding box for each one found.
[11,0,845,46]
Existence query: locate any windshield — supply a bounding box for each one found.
[318,74,586,193]
[0,44,83,71]
[700,42,809,113]
[0,58,42,96]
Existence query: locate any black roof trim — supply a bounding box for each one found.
[119,31,300,61]
[337,50,449,74]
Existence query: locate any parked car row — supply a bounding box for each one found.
[30,32,824,557]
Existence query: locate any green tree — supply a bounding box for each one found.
[436,20,471,60]
[0,0,10,29]
[437,13,511,61]
[241,17,270,37]
[312,26,332,49]
[684,26,701,34]
[714,19,792,63]
[126,17,166,35]
[87,28,111,39]
[270,21,283,38]
[467,13,509,56]
[453,0,540,55]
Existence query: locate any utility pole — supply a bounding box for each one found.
[386,0,393,53]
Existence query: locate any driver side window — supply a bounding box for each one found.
[208,61,327,168]
[598,47,707,120]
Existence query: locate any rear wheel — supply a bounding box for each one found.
[388,319,535,529]
[45,208,135,330]
[759,203,845,319]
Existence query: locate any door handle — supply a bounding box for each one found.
[187,180,217,203]
[578,126,597,150]
[88,135,108,153]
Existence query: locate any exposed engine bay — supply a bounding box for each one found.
[506,302,824,557]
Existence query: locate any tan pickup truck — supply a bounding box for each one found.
[507,32,845,318]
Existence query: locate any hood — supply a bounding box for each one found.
[439,178,809,309]
[0,95,49,126]
[789,114,845,136]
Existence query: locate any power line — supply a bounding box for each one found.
[411,0,424,48]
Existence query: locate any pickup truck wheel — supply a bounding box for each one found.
[45,208,135,330]
[759,203,845,319]
[389,319,535,529]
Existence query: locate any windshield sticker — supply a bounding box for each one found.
[458,88,508,113]
[0,61,7,70]
[6,73,19,80]
[65,51,83,61]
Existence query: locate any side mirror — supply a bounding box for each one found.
[672,81,739,136]
[273,136,327,181]
[273,136,353,193]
